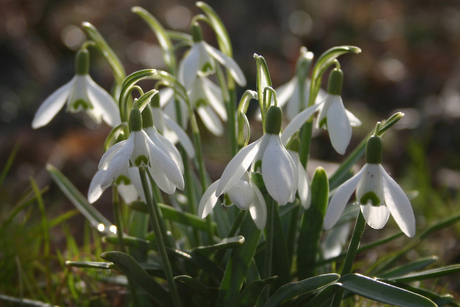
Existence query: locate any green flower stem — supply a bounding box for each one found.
[331,211,366,307]
[138,167,182,307]
[112,186,125,253]
[263,197,276,301]
[214,210,247,265]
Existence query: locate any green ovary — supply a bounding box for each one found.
[360,191,381,206]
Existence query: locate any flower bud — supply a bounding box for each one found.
[365,135,383,164]
[129,108,143,132]
[76,49,90,76]
[265,106,282,135]
[327,68,343,96]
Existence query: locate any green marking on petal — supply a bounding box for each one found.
[360,191,381,206]
[116,175,132,185]
[195,98,208,108]
[134,155,149,167]
[319,117,328,129]
[70,99,92,112]
[201,62,214,74]
[223,194,233,207]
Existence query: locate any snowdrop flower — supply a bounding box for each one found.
[323,135,416,237]
[280,68,361,155]
[32,49,120,129]
[88,108,184,203]
[316,68,361,154]
[198,173,267,230]
[150,94,195,158]
[178,23,246,90]
[215,106,297,206]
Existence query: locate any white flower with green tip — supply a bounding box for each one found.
[178,23,246,90]
[323,135,416,237]
[32,49,120,129]
[214,106,298,207]
[88,108,184,203]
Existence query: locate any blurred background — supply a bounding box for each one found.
[2,0,460,304]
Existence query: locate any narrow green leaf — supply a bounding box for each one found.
[0,294,59,307]
[215,214,261,307]
[297,167,329,279]
[384,264,460,283]
[128,201,218,232]
[100,251,173,306]
[387,283,455,307]
[66,261,115,270]
[196,2,232,56]
[340,273,436,307]
[193,236,245,252]
[304,283,343,307]
[270,203,291,291]
[104,234,152,250]
[132,6,176,73]
[266,274,340,307]
[46,164,113,234]
[377,256,438,279]
[236,276,277,307]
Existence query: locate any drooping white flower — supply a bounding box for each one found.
[316,68,361,154]
[88,108,184,203]
[280,68,361,155]
[198,173,267,230]
[32,49,120,129]
[323,136,416,237]
[178,23,246,90]
[215,106,298,206]
[286,139,311,209]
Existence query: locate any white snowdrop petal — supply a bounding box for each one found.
[204,43,246,86]
[128,167,151,203]
[118,183,139,204]
[281,103,321,146]
[88,169,106,203]
[130,131,150,167]
[32,78,74,129]
[227,180,254,210]
[179,44,201,89]
[100,154,130,189]
[85,75,120,127]
[198,180,220,218]
[202,77,227,121]
[148,127,184,174]
[380,165,416,237]
[148,163,177,194]
[360,203,390,229]
[164,115,195,158]
[346,109,362,127]
[216,139,262,196]
[323,165,367,230]
[276,77,297,108]
[249,182,267,230]
[327,95,352,155]
[295,155,311,209]
[262,135,296,206]
[98,140,127,169]
[197,106,224,136]
[146,136,184,190]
